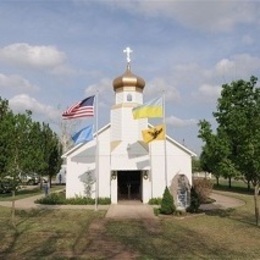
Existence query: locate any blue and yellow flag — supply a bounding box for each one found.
[132,97,163,119]
[142,124,166,143]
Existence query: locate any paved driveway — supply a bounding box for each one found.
[106,204,156,219]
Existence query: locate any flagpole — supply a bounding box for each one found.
[95,91,99,211]
[149,142,153,199]
[163,91,168,187]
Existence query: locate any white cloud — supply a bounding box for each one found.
[215,54,260,79]
[0,73,39,92]
[166,115,197,128]
[9,94,60,121]
[84,78,113,107]
[174,53,260,103]
[103,1,259,32]
[0,43,67,71]
[145,78,180,102]
[197,84,221,100]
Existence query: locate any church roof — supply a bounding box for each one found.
[113,66,145,91]
[62,123,197,159]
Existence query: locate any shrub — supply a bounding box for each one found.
[35,193,111,205]
[187,186,200,213]
[35,192,66,205]
[148,197,162,205]
[66,197,95,205]
[160,187,175,215]
[193,178,213,204]
[98,197,111,205]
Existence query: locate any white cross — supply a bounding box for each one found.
[123,47,133,63]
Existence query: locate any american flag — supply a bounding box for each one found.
[62,95,95,119]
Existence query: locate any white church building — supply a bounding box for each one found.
[62,51,196,209]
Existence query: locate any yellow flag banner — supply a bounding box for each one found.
[132,97,163,119]
[142,124,166,144]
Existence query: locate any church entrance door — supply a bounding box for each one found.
[117,171,141,201]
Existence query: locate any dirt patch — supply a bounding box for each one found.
[86,219,140,259]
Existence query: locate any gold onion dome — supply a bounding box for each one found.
[113,66,145,91]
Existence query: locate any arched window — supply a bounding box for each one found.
[127,93,132,102]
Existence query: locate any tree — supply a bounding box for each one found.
[199,76,260,226]
[198,120,233,186]
[40,123,62,187]
[0,97,63,227]
[4,110,34,228]
[160,187,175,215]
[192,157,201,173]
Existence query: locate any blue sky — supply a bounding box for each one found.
[1,0,260,155]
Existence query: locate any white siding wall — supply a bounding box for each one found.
[111,109,122,141]
[149,139,193,199]
[66,143,96,198]
[98,128,111,198]
[111,107,147,142]
[142,175,151,203]
[66,127,111,199]
[115,89,143,105]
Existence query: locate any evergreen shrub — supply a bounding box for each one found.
[160,187,175,215]
[187,186,200,213]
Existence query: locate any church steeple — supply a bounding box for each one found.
[113,47,145,92]
[110,47,147,143]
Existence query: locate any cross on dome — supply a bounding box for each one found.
[123,47,133,64]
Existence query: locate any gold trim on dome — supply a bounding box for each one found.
[113,69,145,91]
[115,87,143,93]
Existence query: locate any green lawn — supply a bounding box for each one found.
[0,186,64,201]
[0,190,259,259]
[107,191,259,259]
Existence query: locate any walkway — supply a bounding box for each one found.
[0,192,245,219]
[0,194,109,211]
[200,192,245,211]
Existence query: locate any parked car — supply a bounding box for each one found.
[20,174,40,185]
[0,179,12,194]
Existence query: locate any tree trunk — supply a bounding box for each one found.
[216,176,219,186]
[254,183,260,226]
[247,180,251,192]
[228,177,232,188]
[49,174,52,188]
[11,190,16,229]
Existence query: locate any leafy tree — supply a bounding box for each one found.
[4,110,34,227]
[192,157,201,173]
[199,76,260,226]
[198,121,230,185]
[40,123,62,187]
[0,97,63,226]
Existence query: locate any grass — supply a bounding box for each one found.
[106,191,260,259]
[0,185,64,201]
[211,178,254,194]
[0,208,106,259]
[0,184,259,259]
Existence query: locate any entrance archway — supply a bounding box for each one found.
[117,171,141,201]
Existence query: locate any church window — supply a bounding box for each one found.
[127,93,132,102]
